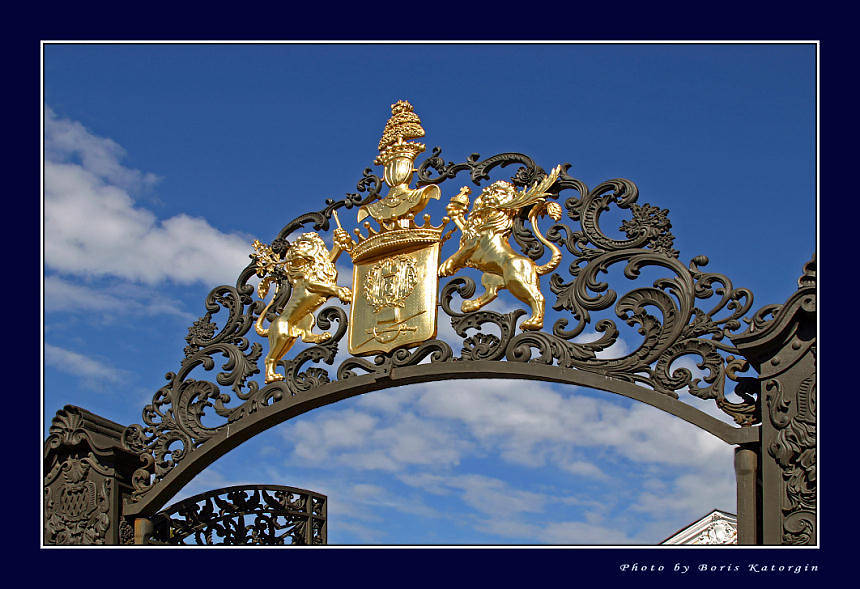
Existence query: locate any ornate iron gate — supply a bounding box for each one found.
[43,100,816,546]
[145,485,326,545]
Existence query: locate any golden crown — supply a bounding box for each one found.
[349,214,449,263]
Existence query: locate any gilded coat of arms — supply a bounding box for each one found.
[335,100,448,355]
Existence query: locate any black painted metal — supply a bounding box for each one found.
[732,256,816,545]
[145,485,326,545]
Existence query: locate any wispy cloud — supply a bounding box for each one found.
[45,107,160,192]
[44,343,130,389]
[285,408,473,472]
[395,472,638,544]
[411,380,731,469]
[429,474,549,517]
[632,470,737,517]
[468,516,638,545]
[44,275,195,321]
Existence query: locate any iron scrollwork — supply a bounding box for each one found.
[122,111,764,509]
[736,257,816,544]
[149,485,326,545]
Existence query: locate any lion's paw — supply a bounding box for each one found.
[520,317,544,331]
[461,299,481,313]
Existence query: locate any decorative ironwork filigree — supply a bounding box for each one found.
[765,370,816,545]
[122,148,763,508]
[149,485,326,545]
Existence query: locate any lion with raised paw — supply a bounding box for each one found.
[439,166,563,331]
[253,231,352,384]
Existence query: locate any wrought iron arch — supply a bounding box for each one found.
[122,366,759,519]
[119,145,765,512]
[44,101,816,546]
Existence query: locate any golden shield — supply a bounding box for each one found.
[348,242,440,355]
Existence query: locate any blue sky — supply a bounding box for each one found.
[43,42,816,545]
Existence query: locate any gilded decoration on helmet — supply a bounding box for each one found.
[359,100,442,223]
[252,233,352,384]
[439,165,563,331]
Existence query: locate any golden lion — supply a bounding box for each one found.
[254,232,352,384]
[439,166,563,331]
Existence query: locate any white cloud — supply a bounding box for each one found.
[412,380,732,469]
[44,108,252,287]
[395,472,638,545]
[284,408,473,472]
[539,520,636,545]
[398,472,553,520]
[333,520,389,544]
[561,460,608,479]
[279,379,734,493]
[255,468,446,544]
[436,474,549,517]
[45,107,160,192]
[632,469,737,518]
[354,387,424,415]
[44,343,130,388]
[44,274,194,320]
[290,409,378,461]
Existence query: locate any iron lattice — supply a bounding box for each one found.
[148,485,326,545]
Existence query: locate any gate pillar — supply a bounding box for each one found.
[44,405,140,545]
[734,444,760,545]
[732,255,816,545]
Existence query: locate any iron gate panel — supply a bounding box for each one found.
[148,485,326,545]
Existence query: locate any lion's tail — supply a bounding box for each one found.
[531,201,564,276]
[254,276,279,337]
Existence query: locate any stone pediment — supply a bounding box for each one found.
[661,509,738,545]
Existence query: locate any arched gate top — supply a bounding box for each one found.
[123,361,759,517]
[120,100,768,518]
